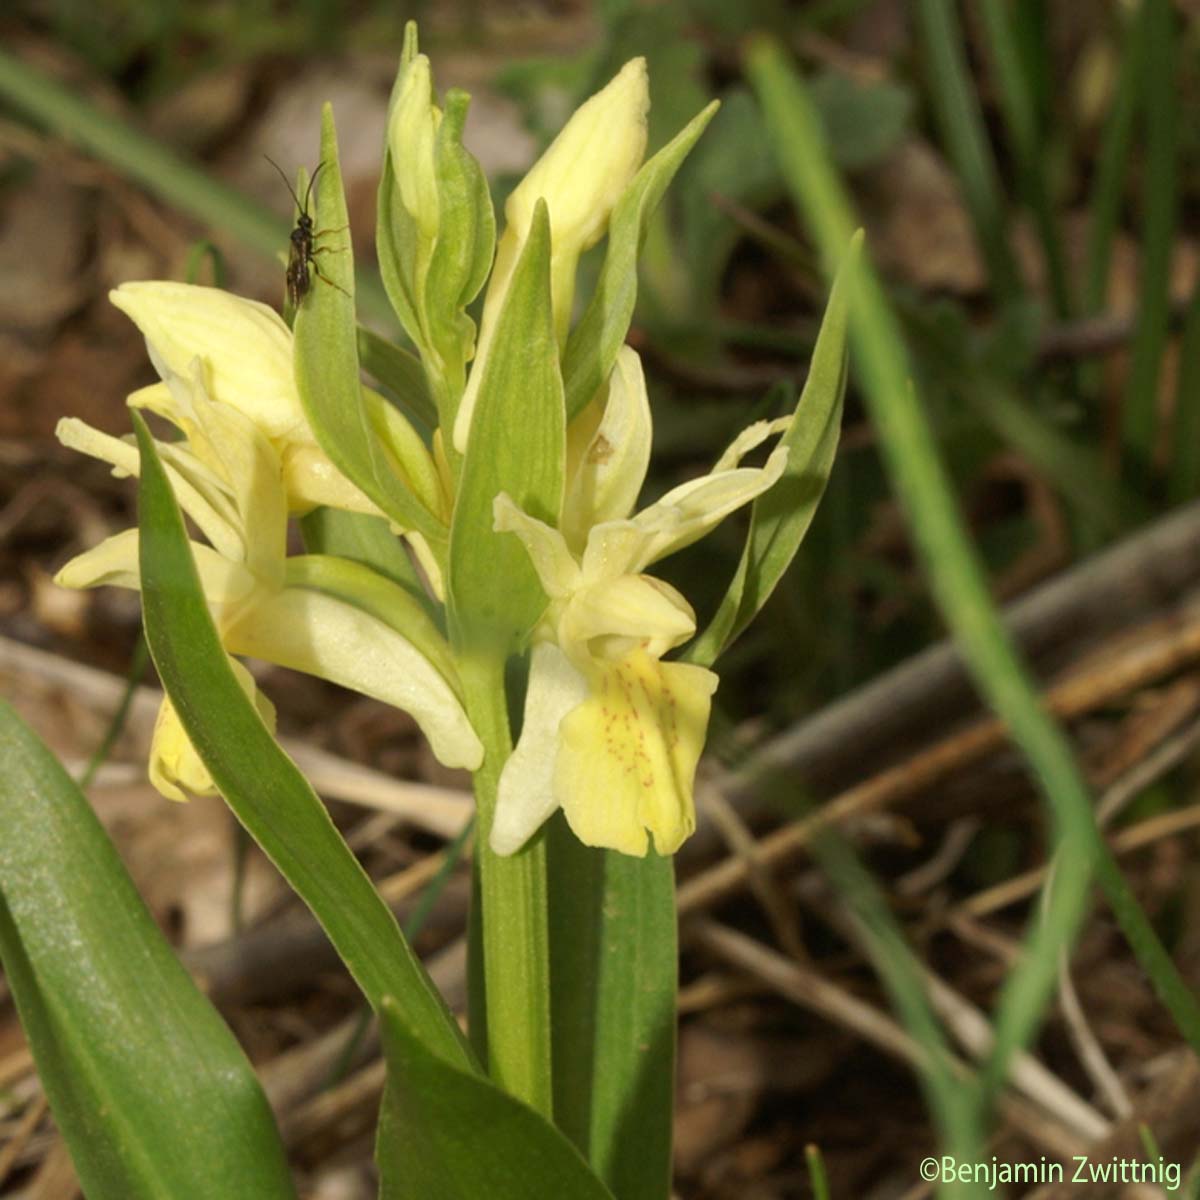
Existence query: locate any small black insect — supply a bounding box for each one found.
[265,156,348,308]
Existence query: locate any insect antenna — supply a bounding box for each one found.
[264,154,304,213]
[302,161,326,216]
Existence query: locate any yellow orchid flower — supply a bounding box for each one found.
[488,347,789,857]
[110,281,445,525]
[452,58,650,452]
[56,360,483,797]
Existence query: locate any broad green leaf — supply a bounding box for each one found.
[562,100,718,419]
[448,200,564,649]
[547,818,676,1200]
[294,105,446,551]
[358,326,438,433]
[684,234,854,668]
[0,703,296,1200]
[133,414,473,1072]
[376,996,616,1200]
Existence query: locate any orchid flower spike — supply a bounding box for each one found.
[489,347,790,857]
[56,350,482,800]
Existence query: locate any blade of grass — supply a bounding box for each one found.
[1083,5,1148,314]
[1120,0,1178,474]
[747,34,1200,1119]
[805,1145,832,1200]
[812,825,984,1175]
[915,0,1020,306]
[77,633,148,789]
[0,48,392,324]
[978,0,1071,316]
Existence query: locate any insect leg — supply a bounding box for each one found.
[309,256,352,299]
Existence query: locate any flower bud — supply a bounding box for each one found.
[506,57,649,263]
[453,59,649,451]
[386,53,441,239]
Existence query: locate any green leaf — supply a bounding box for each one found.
[358,327,438,434]
[684,235,854,668]
[299,505,441,624]
[547,819,676,1200]
[0,703,296,1200]
[424,89,497,425]
[376,996,616,1200]
[132,413,474,1073]
[562,100,719,419]
[294,105,446,550]
[377,151,427,358]
[448,200,564,649]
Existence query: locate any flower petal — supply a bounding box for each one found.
[582,443,789,579]
[56,417,243,561]
[55,528,257,605]
[493,493,581,599]
[562,345,652,548]
[490,642,590,855]
[560,573,694,658]
[110,282,307,443]
[555,648,717,856]
[172,369,288,586]
[280,441,378,516]
[221,587,483,770]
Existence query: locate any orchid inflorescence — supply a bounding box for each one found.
[56,27,845,862]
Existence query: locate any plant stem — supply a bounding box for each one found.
[459,651,553,1119]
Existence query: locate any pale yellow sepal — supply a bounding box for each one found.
[490,641,589,855]
[149,658,276,802]
[559,573,695,659]
[561,345,652,552]
[111,282,306,443]
[55,528,256,606]
[583,443,790,580]
[55,416,242,561]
